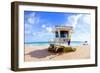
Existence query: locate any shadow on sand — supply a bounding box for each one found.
[25,49,57,58]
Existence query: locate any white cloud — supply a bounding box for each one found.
[36,18,40,24]
[41,24,53,33]
[66,14,91,29]
[81,15,91,25]
[66,14,82,29]
[27,17,35,24]
[72,14,82,29]
[65,14,91,42]
[27,12,40,25]
[27,13,35,24]
[42,24,46,28]
[25,12,40,37]
[46,27,52,33]
[24,23,32,34]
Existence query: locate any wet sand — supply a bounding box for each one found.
[24,45,90,62]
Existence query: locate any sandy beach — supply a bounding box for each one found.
[24,45,90,62]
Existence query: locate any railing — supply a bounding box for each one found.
[49,38,68,46]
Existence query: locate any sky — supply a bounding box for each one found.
[24,11,91,43]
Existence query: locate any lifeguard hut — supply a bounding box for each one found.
[48,26,75,53]
[48,26,76,53]
[50,26,73,45]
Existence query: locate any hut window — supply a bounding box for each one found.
[55,31,59,37]
[60,31,67,38]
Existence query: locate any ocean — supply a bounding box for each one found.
[25,41,83,46]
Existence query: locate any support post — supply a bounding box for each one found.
[58,30,60,44]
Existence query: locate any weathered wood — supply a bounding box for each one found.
[48,44,76,53]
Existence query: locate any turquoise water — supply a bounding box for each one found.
[25,41,83,46]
